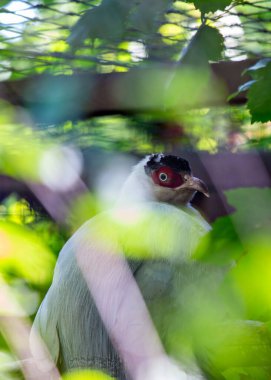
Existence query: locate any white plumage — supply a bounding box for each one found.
[30,154,210,380]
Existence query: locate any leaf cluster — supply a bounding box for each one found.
[150,187,271,379]
[233,59,271,124]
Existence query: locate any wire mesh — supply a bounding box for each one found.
[0,0,270,80]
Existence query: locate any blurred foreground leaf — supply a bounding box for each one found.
[63,369,115,380]
[193,215,244,264]
[1,278,40,316]
[0,125,44,181]
[0,221,55,286]
[153,187,271,377]
[91,203,209,260]
[68,193,101,231]
[0,110,52,181]
[0,350,20,380]
[115,66,224,113]
[194,187,271,264]
[225,187,271,236]
[226,236,271,321]
[198,320,271,379]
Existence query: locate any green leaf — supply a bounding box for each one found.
[68,0,134,46]
[129,0,171,34]
[180,24,224,65]
[0,1,11,7]
[245,58,271,79]
[237,80,256,93]
[0,123,50,181]
[185,0,233,14]
[62,369,115,379]
[225,187,271,236]
[91,203,208,261]
[229,59,271,104]
[199,320,271,377]
[193,215,244,265]
[41,0,56,4]
[226,236,271,320]
[0,221,56,286]
[245,60,271,123]
[195,187,271,265]
[0,350,20,379]
[227,80,256,102]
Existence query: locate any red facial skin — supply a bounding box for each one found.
[151,166,183,188]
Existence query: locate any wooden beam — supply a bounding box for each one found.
[0,60,256,124]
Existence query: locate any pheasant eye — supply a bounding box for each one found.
[159,173,168,182]
[151,166,183,188]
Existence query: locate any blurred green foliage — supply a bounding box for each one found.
[0,195,67,379]
[90,202,208,260]
[243,59,271,124]
[0,194,68,273]
[0,350,21,380]
[0,219,55,286]
[62,369,115,379]
[1,137,271,380]
[0,0,270,79]
[145,187,271,379]
[0,0,271,379]
[0,194,67,256]
[32,106,270,154]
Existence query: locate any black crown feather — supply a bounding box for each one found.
[144,154,191,175]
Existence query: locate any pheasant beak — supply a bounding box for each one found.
[180,175,210,197]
